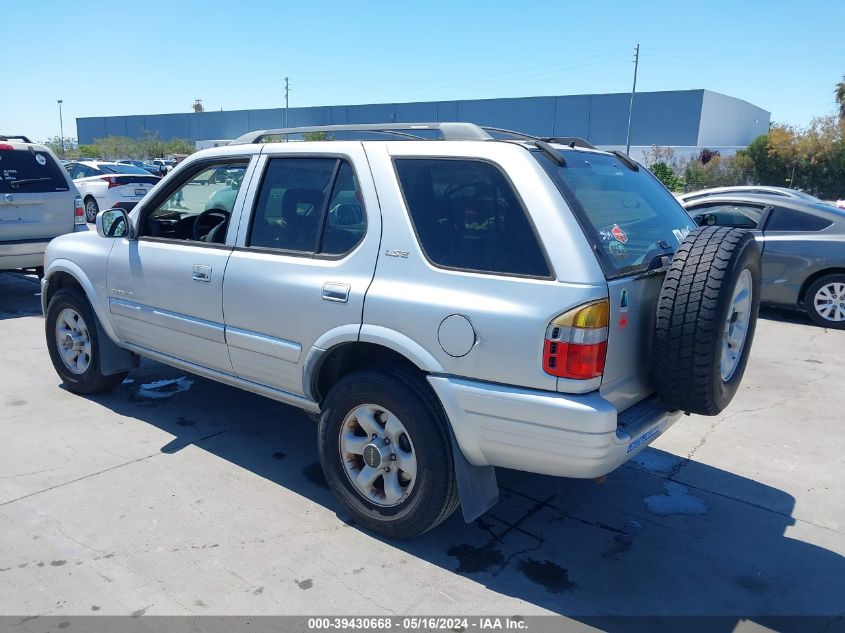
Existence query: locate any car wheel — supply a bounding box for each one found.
[805,274,845,330]
[653,227,762,416]
[84,197,99,223]
[45,288,128,394]
[317,369,459,538]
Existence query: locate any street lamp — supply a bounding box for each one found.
[57,99,65,158]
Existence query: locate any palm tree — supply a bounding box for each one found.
[836,76,845,121]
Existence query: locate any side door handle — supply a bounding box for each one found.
[322,282,350,303]
[192,264,212,282]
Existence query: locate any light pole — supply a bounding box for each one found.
[57,99,65,158]
[625,44,639,156]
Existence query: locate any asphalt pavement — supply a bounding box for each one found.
[1,271,843,627]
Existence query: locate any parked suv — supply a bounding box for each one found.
[0,135,84,276]
[41,123,762,537]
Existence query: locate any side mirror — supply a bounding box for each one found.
[96,208,132,239]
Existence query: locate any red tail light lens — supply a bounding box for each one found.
[74,196,85,225]
[543,300,609,380]
[0,143,14,151]
[101,176,120,188]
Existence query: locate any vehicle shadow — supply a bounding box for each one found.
[0,273,42,320]
[759,305,817,328]
[81,358,845,624]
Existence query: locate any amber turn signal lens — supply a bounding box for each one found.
[550,300,609,329]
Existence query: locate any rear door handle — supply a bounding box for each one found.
[322,282,350,303]
[192,264,212,282]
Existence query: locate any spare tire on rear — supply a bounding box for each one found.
[653,226,761,416]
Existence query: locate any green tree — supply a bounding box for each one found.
[651,162,680,191]
[78,144,98,158]
[835,75,845,121]
[91,136,139,160]
[138,130,166,160]
[164,138,195,156]
[42,136,79,159]
[301,131,333,142]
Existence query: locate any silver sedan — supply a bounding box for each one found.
[682,194,845,328]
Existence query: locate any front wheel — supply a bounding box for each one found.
[45,288,127,394]
[806,274,845,329]
[84,197,99,223]
[317,369,459,538]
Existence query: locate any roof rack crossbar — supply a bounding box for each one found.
[0,135,33,143]
[230,122,492,145]
[541,137,596,150]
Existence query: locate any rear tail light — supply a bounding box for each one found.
[0,143,14,151]
[74,196,86,225]
[101,176,120,189]
[543,299,609,380]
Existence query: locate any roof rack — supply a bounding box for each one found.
[0,135,33,143]
[479,129,596,151]
[230,122,492,145]
[541,137,596,150]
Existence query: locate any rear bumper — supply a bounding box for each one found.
[429,376,681,479]
[0,240,49,270]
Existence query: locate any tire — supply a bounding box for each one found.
[84,197,99,223]
[45,288,128,394]
[653,226,761,416]
[805,274,845,330]
[317,369,460,538]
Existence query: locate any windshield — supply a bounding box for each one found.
[0,148,69,194]
[536,149,696,278]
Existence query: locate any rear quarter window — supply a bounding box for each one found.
[0,149,69,194]
[394,158,550,278]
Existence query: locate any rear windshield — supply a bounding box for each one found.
[0,148,69,194]
[100,164,151,175]
[536,150,696,278]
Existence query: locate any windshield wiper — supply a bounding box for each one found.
[10,177,52,189]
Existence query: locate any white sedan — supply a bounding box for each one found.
[65,161,160,222]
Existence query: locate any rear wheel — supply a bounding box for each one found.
[317,369,459,538]
[653,227,762,415]
[805,274,845,330]
[45,288,127,394]
[84,197,99,223]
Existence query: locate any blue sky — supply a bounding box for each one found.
[3,0,843,142]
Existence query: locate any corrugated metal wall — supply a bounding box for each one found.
[76,89,768,147]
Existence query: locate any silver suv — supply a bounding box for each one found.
[41,123,762,537]
[1,135,84,275]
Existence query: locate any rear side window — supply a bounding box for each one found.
[765,207,832,232]
[0,149,69,194]
[537,151,696,278]
[394,158,550,277]
[248,157,367,256]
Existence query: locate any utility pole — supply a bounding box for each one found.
[625,44,639,156]
[57,99,65,158]
[284,77,290,127]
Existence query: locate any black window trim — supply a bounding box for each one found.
[390,155,554,281]
[136,155,252,247]
[241,152,368,261]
